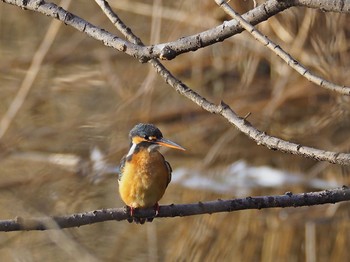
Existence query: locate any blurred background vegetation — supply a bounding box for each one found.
[0,0,350,261]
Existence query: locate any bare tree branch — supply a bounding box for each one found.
[3,0,349,97]
[2,0,350,162]
[94,0,144,45]
[215,0,350,95]
[0,187,348,231]
[150,50,350,165]
[3,0,349,61]
[2,0,149,61]
[92,0,350,165]
[296,0,350,12]
[218,102,350,165]
[4,0,289,61]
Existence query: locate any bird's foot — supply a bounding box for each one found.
[126,204,159,224]
[154,203,160,216]
[126,206,146,224]
[126,206,134,223]
[133,218,146,224]
[146,203,160,222]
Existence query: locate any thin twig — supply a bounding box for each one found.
[94,0,144,45]
[95,0,350,165]
[214,0,350,95]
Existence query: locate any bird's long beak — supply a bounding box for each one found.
[155,138,186,151]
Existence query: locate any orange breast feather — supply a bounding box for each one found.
[119,149,170,208]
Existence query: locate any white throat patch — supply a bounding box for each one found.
[126,143,137,158]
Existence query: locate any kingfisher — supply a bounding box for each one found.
[118,123,185,224]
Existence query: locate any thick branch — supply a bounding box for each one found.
[0,187,348,231]
[4,0,349,61]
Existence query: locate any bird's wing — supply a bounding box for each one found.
[165,160,172,186]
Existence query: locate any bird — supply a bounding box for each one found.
[118,123,185,224]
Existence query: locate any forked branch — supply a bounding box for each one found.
[2,0,350,164]
[98,0,350,165]
[2,0,349,62]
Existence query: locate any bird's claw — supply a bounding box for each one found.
[154,203,160,216]
[126,204,160,224]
